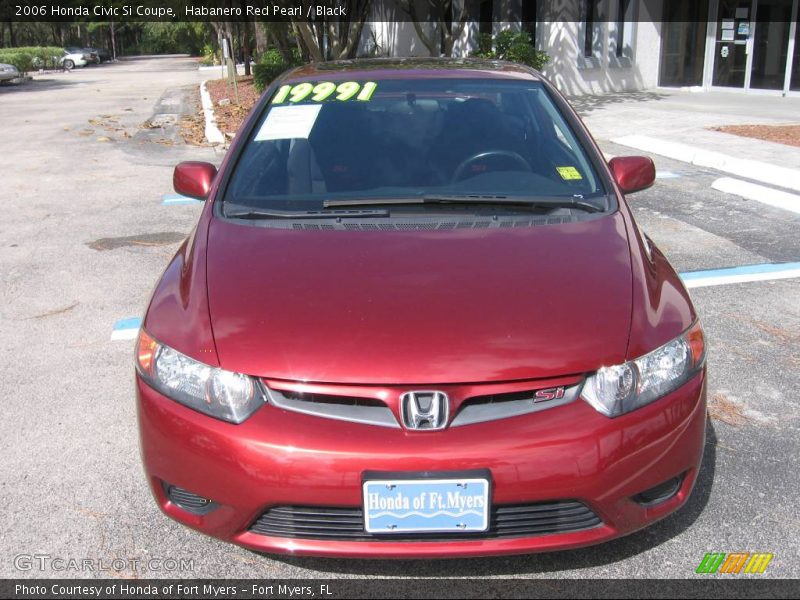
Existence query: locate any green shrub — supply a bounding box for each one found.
[200,43,219,66]
[476,33,494,56]
[472,31,549,72]
[253,48,302,93]
[0,46,64,74]
[0,51,33,74]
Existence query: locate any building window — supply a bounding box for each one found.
[615,0,631,57]
[583,0,600,57]
[611,0,637,65]
[522,0,537,46]
[479,0,494,36]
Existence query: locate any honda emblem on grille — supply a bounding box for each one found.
[400,391,449,430]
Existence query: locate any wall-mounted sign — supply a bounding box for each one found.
[721,30,735,41]
[735,7,749,18]
[721,46,729,58]
[737,22,750,36]
[722,19,735,30]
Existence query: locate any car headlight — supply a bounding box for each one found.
[582,321,705,417]
[135,329,265,424]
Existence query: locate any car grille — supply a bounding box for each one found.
[264,381,582,429]
[249,500,601,541]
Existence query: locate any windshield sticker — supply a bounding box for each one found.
[556,166,583,181]
[254,104,322,141]
[271,81,378,104]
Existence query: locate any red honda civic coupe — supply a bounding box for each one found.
[135,58,707,558]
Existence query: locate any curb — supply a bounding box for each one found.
[612,134,800,193]
[200,80,225,145]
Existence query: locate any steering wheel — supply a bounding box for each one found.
[451,150,532,183]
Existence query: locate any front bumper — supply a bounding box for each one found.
[137,370,706,558]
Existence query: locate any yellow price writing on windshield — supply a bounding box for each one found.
[272,81,378,104]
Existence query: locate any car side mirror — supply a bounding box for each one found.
[608,156,656,195]
[173,161,217,201]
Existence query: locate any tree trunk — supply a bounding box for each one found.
[255,21,267,56]
[293,22,324,62]
[401,1,438,56]
[295,0,371,61]
[242,19,252,76]
[442,3,468,57]
[400,1,467,58]
[110,22,117,60]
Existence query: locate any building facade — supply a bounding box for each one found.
[362,0,800,96]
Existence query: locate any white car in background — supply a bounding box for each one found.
[60,49,89,70]
[0,63,19,83]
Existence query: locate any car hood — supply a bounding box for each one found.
[206,214,633,384]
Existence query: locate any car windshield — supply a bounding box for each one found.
[224,78,606,213]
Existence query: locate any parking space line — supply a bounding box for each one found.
[111,317,142,340]
[656,171,681,179]
[162,193,201,205]
[680,262,800,289]
[711,177,800,215]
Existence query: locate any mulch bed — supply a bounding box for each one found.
[205,76,261,139]
[709,124,800,148]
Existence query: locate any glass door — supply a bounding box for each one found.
[712,0,753,87]
[750,0,794,89]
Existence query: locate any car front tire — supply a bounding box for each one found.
[63,59,74,70]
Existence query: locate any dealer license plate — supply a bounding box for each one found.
[363,478,490,534]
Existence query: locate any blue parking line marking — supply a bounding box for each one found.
[162,193,201,205]
[679,262,800,289]
[112,317,142,340]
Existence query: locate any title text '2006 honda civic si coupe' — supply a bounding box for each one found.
[135,58,707,558]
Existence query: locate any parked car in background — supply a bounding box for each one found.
[69,47,97,64]
[60,49,89,70]
[85,48,111,63]
[0,63,20,83]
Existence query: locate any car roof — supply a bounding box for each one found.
[283,57,541,83]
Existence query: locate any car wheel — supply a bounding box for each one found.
[63,59,74,70]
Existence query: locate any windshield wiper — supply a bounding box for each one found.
[323,194,604,213]
[224,205,389,219]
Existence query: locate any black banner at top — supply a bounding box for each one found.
[3,0,356,22]
[2,0,798,24]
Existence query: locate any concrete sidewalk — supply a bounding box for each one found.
[573,90,800,175]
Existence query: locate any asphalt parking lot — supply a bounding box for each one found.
[0,56,798,580]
